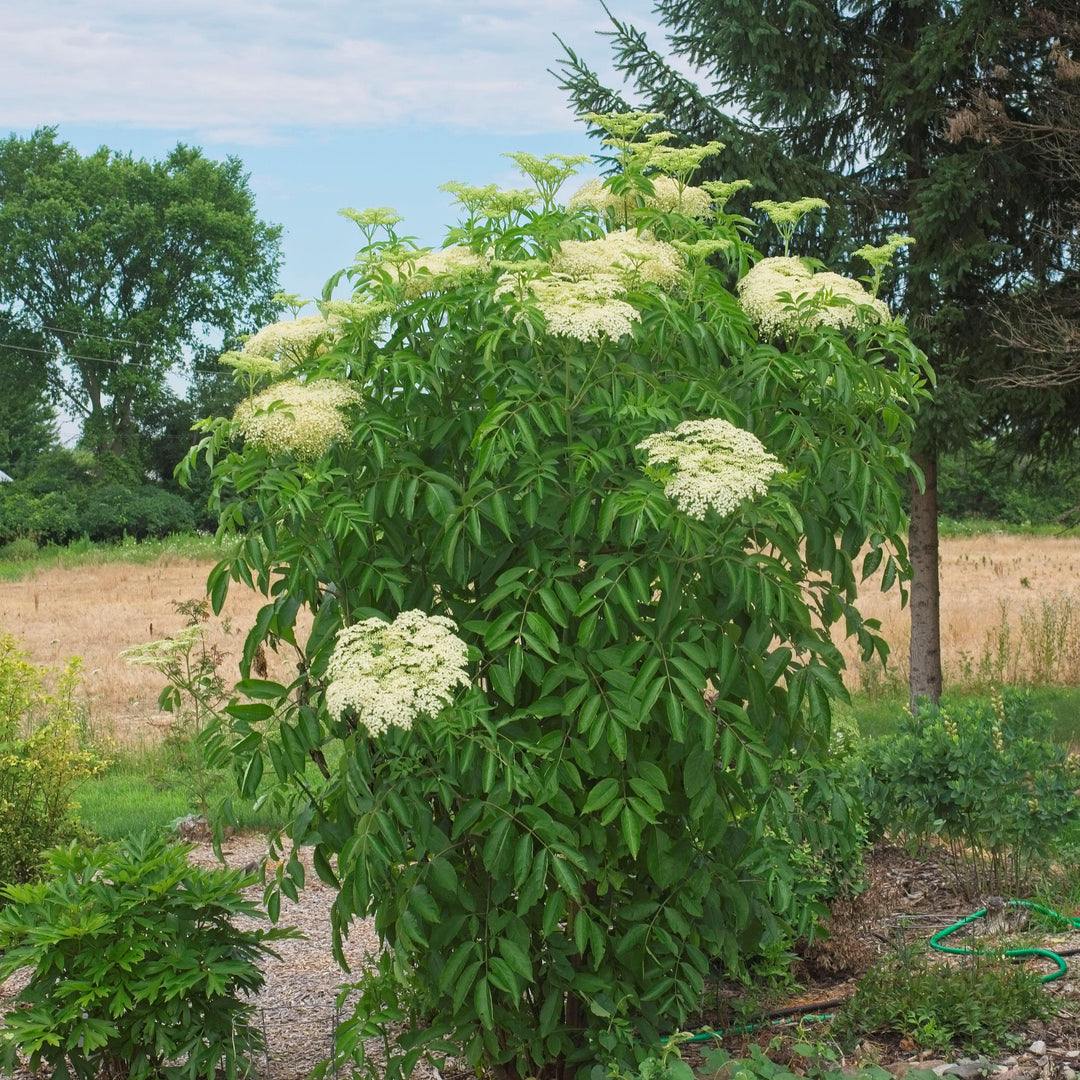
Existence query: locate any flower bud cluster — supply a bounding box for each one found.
[567,176,713,223]
[324,610,471,737]
[242,314,339,370]
[552,230,686,291]
[637,418,783,519]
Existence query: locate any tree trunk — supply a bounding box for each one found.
[908,450,942,712]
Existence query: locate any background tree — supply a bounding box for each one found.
[951,3,1080,391]
[0,321,57,474]
[0,128,282,462]
[558,1,1080,708]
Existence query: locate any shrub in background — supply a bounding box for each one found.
[188,113,928,1078]
[0,630,99,886]
[856,690,1080,895]
[0,832,298,1080]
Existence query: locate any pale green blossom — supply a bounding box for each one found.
[567,176,713,222]
[339,206,404,247]
[753,197,830,255]
[385,245,490,300]
[552,231,685,291]
[503,151,589,208]
[483,188,540,217]
[120,627,204,669]
[674,238,735,261]
[241,315,338,370]
[340,206,403,229]
[637,418,783,520]
[647,140,725,183]
[737,256,890,338]
[439,182,500,215]
[319,298,395,324]
[233,379,360,459]
[583,111,666,140]
[702,179,752,211]
[219,351,282,384]
[853,234,915,296]
[324,610,470,737]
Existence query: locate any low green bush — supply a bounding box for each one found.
[0,833,299,1080]
[80,483,196,542]
[832,945,1052,1053]
[0,487,79,545]
[0,632,101,886]
[854,690,1080,894]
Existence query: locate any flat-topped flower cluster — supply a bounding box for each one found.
[324,610,471,737]
[232,379,359,460]
[737,256,891,338]
[637,418,783,519]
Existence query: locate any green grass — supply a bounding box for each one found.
[75,750,295,842]
[0,533,235,581]
[938,516,1079,538]
[844,683,1080,745]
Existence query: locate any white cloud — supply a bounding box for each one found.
[2,0,665,142]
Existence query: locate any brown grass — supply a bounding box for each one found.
[0,559,308,745]
[1,534,1078,742]
[836,534,1080,691]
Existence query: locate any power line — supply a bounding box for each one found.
[0,339,231,378]
[0,310,266,356]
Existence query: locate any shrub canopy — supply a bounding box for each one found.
[188,118,930,1079]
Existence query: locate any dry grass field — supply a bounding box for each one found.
[835,533,1080,692]
[0,533,1078,743]
[0,557,308,745]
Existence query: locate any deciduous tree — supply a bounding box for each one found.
[0,128,282,457]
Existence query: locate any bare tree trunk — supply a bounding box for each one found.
[908,451,942,712]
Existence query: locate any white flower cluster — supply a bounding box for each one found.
[567,177,712,223]
[526,275,642,343]
[324,610,471,737]
[552,231,686,291]
[736,256,891,338]
[637,418,783,520]
[232,379,360,460]
[387,245,489,300]
[242,315,339,370]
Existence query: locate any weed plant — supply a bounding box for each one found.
[0,630,102,887]
[699,1045,907,1080]
[832,943,1052,1053]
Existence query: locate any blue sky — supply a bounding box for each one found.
[4,0,667,304]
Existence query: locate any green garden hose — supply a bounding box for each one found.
[665,900,1080,1046]
[929,900,1080,983]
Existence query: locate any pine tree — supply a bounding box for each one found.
[558,1,1080,708]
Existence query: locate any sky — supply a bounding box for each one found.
[3,0,670,305]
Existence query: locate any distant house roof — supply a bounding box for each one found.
[0,470,12,483]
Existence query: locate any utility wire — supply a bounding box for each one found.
[0,339,232,378]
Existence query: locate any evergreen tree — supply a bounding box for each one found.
[558,1,1079,707]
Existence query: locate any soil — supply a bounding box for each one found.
[2,837,1077,1080]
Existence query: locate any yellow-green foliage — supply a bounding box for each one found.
[0,631,102,886]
